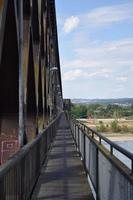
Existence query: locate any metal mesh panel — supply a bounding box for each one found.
[99,152,133,200]
[81,131,84,158]
[85,137,97,189]
[75,126,78,144]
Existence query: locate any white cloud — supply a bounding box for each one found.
[85,3,133,28]
[63,69,82,81]
[116,76,128,82]
[130,66,133,71]
[60,3,133,34]
[57,3,133,98]
[61,38,133,71]
[63,16,80,33]
[62,59,99,69]
[63,68,111,81]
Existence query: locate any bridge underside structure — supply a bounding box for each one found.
[0,0,63,161]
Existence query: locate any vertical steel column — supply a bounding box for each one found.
[18,0,27,147]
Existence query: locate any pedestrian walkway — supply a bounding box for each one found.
[31,114,93,200]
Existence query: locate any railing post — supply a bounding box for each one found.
[74,123,76,140]
[72,122,74,136]
[83,126,85,162]
[75,124,77,148]
[110,145,113,155]
[96,147,99,200]
[83,131,86,172]
[132,159,133,174]
[78,124,80,150]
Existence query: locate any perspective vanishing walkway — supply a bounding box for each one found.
[31,114,93,200]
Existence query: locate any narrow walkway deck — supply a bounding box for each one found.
[31,114,93,200]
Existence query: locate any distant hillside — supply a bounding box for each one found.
[71,98,133,105]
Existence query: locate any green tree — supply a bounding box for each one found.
[71,105,87,118]
[96,121,107,132]
[111,120,121,132]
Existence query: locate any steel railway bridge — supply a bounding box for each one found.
[0,1,133,200]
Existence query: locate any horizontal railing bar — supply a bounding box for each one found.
[0,112,62,178]
[72,118,133,162]
[69,114,133,200]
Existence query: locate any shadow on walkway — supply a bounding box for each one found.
[31,114,93,200]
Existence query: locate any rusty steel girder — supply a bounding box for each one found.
[0,0,63,162]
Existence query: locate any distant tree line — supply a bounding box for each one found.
[71,104,133,119]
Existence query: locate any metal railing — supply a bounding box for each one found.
[0,112,62,200]
[69,116,133,200]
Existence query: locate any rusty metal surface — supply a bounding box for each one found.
[0,0,63,162]
[0,0,4,26]
[0,112,62,199]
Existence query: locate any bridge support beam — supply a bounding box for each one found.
[0,0,63,163]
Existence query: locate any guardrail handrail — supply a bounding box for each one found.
[0,112,63,200]
[72,118,133,173]
[69,115,133,200]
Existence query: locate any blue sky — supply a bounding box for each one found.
[56,0,133,99]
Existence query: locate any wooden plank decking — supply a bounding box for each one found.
[31,114,93,200]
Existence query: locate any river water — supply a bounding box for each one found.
[114,141,133,169]
[104,141,133,169]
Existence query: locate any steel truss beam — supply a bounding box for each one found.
[0,0,63,158]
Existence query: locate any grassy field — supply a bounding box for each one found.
[86,118,132,130]
[80,118,133,140]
